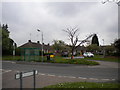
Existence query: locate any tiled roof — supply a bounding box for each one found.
[19,40,51,50]
[19,42,42,48]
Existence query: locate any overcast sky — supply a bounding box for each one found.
[2,1,118,46]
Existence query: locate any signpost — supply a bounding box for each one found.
[15,70,38,90]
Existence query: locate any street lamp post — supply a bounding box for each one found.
[13,42,16,60]
[102,39,105,58]
[37,29,44,62]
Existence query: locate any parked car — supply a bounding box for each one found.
[61,51,69,57]
[83,52,94,57]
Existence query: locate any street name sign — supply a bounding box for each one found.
[15,70,38,79]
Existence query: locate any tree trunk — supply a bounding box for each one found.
[71,47,74,59]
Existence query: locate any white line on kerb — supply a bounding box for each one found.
[47,74,55,76]
[63,76,68,78]
[78,77,87,79]
[11,62,16,64]
[2,70,12,74]
[89,78,98,80]
[68,76,76,78]
[101,79,110,81]
[111,79,116,81]
[38,73,46,75]
[58,76,63,77]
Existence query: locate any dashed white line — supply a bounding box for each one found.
[58,76,63,78]
[101,79,110,81]
[63,76,68,78]
[11,62,16,64]
[111,79,116,81]
[78,77,87,79]
[67,76,76,78]
[38,73,46,75]
[89,78,98,80]
[37,73,116,81]
[1,69,12,74]
[47,74,55,77]
[2,61,16,64]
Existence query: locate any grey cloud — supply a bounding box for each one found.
[2,2,118,46]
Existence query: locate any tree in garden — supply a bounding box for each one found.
[63,27,79,59]
[52,40,67,53]
[91,34,99,46]
[104,45,116,56]
[87,44,100,53]
[2,24,16,55]
[63,26,96,59]
[114,38,120,53]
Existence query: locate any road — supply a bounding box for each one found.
[2,60,119,88]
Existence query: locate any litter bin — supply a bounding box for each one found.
[47,55,50,61]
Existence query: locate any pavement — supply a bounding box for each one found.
[1,60,119,88]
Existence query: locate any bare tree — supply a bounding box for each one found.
[63,26,96,59]
[63,27,79,59]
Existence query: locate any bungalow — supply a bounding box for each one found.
[19,40,51,61]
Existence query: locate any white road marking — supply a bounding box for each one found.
[67,76,76,78]
[89,78,98,80]
[81,78,87,79]
[58,76,63,77]
[36,72,116,81]
[78,77,87,79]
[16,71,20,73]
[63,76,68,78]
[0,69,12,74]
[11,62,16,64]
[101,79,110,81]
[47,74,55,77]
[38,73,45,75]
[111,79,116,81]
[2,61,16,64]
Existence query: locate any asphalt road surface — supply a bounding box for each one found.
[2,60,119,88]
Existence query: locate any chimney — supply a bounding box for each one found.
[37,41,40,44]
[28,40,31,42]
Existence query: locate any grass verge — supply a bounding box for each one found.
[85,55,120,63]
[43,82,120,88]
[2,55,99,65]
[52,57,99,65]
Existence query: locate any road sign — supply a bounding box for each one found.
[15,70,38,79]
[15,70,38,90]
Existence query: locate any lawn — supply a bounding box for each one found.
[2,56,21,61]
[84,55,120,63]
[43,82,120,88]
[2,55,119,65]
[2,55,99,65]
[52,56,99,65]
